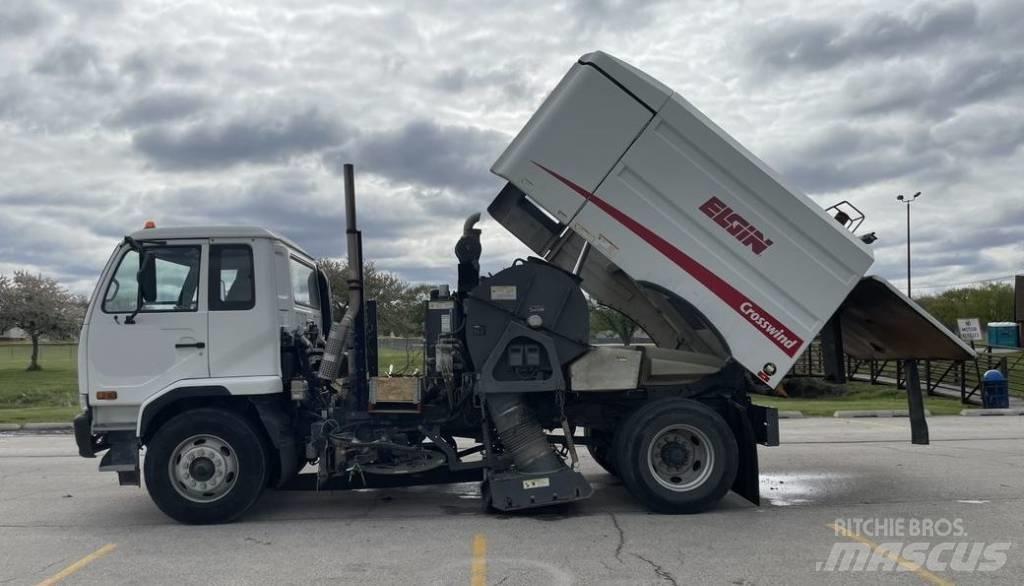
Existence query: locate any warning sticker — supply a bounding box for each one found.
[490,285,517,301]
[522,477,550,490]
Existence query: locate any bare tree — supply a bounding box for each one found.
[0,272,83,371]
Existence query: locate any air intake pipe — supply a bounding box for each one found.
[318,164,364,382]
[487,393,567,474]
[455,213,482,293]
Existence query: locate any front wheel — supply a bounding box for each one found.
[615,398,737,514]
[144,408,268,524]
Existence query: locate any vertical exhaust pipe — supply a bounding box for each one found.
[318,164,366,383]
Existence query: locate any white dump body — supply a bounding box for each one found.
[492,51,876,386]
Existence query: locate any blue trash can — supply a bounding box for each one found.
[981,369,1009,409]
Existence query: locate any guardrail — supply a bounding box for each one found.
[789,341,1024,403]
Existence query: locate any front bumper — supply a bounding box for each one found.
[73,410,108,458]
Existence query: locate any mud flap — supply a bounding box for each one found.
[252,398,301,488]
[725,401,778,506]
[98,431,141,486]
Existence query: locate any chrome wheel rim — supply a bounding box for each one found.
[647,423,714,492]
[169,434,239,503]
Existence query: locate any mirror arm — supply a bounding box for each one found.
[125,250,152,325]
[123,235,142,253]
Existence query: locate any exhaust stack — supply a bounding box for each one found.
[318,164,365,383]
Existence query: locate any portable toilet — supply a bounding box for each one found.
[986,322,1020,348]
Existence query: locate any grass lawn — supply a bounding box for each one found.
[0,342,424,424]
[376,347,424,374]
[0,343,968,423]
[0,406,80,424]
[0,344,79,424]
[752,380,970,417]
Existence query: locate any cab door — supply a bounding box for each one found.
[207,240,279,378]
[87,242,210,408]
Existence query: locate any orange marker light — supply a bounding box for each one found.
[144,220,157,229]
[96,391,118,400]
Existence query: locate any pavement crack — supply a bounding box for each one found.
[244,536,272,546]
[632,552,679,586]
[607,512,625,563]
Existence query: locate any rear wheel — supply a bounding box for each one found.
[615,398,737,514]
[144,408,267,524]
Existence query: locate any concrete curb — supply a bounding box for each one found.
[20,422,73,431]
[834,409,932,418]
[0,423,22,431]
[778,411,804,419]
[960,408,1024,416]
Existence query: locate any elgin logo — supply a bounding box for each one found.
[699,196,774,255]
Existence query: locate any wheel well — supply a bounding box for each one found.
[141,394,283,486]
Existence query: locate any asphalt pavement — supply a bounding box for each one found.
[1,417,1022,585]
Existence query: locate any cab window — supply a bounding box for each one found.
[289,258,320,309]
[102,246,201,313]
[210,245,255,311]
[103,250,140,312]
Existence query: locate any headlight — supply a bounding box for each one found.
[79,394,89,410]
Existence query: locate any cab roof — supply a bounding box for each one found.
[127,225,313,260]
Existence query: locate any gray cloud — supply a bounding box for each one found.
[844,54,1024,120]
[1,0,1022,297]
[51,0,123,18]
[772,124,963,193]
[328,119,507,193]
[33,37,103,78]
[133,108,348,171]
[748,1,978,72]
[110,91,209,127]
[432,66,533,100]
[0,1,54,39]
[117,49,207,89]
[930,108,1024,158]
[567,0,667,34]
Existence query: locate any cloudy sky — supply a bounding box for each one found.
[2,0,1022,297]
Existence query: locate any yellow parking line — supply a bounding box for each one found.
[36,543,117,586]
[471,533,487,586]
[827,524,953,586]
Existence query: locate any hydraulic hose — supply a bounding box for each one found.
[487,393,567,474]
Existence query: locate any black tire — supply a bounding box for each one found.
[615,398,737,514]
[144,408,268,524]
[584,428,618,477]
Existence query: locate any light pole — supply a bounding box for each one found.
[896,192,921,297]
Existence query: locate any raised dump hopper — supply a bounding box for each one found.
[489,51,974,386]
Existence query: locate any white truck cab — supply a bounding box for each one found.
[78,226,327,453]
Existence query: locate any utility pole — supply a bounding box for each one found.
[896,192,921,297]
